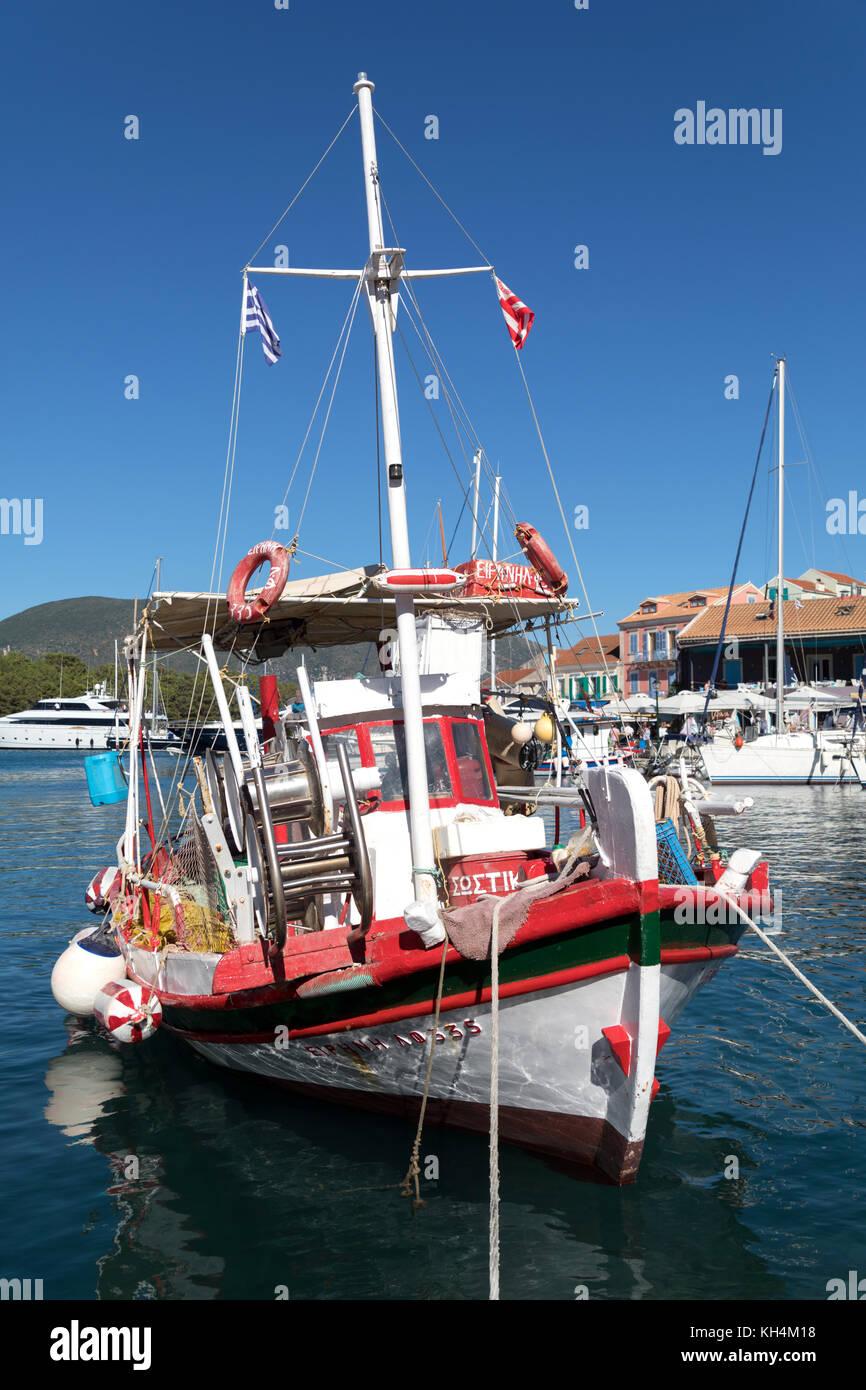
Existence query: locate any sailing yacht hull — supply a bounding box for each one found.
[701,732,866,784]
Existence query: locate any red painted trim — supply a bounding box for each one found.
[659,943,738,964]
[161,953,634,1042]
[148,938,740,1032]
[658,885,772,918]
[602,1024,631,1076]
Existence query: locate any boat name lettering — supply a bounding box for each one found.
[302,1019,481,1057]
[472,559,543,591]
[448,870,520,897]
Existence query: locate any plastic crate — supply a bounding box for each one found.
[656,818,698,885]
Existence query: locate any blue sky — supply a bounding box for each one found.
[2,0,865,641]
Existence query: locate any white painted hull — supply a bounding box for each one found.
[0,723,120,751]
[701,732,866,784]
[181,956,721,1180]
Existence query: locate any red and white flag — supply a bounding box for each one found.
[495,276,534,349]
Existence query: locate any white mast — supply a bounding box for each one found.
[470,450,482,560]
[775,359,785,739]
[489,475,501,687]
[151,558,162,733]
[353,73,438,911]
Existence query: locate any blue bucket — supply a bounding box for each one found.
[84,753,127,806]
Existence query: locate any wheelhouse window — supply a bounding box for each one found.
[451,720,491,800]
[370,721,452,803]
[321,728,362,771]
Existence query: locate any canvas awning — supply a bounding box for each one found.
[142,565,575,656]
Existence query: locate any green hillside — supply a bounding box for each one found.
[0,596,534,718]
[0,597,136,667]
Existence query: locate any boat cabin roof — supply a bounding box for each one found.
[145,566,573,656]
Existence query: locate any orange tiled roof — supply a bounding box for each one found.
[677,596,866,644]
[817,570,865,586]
[618,583,759,626]
[497,666,539,684]
[556,633,620,667]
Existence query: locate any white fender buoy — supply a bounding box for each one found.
[94,979,162,1043]
[50,927,128,1018]
[511,721,533,746]
[85,867,122,914]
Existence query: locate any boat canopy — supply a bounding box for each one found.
[143,565,574,656]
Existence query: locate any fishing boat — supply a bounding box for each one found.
[50,73,771,1185]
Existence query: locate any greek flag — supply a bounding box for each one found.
[243,281,281,364]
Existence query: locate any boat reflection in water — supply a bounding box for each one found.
[42,1024,784,1302]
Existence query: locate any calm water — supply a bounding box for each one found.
[1,752,865,1301]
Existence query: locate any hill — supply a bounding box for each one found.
[0,597,136,668]
[0,595,534,689]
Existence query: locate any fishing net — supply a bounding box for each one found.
[126,813,235,953]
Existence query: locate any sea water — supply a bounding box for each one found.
[0,754,864,1300]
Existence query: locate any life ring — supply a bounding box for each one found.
[514,523,568,596]
[227,542,290,624]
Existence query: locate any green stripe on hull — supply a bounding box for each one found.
[163,901,741,1037]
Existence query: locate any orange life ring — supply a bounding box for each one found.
[227,542,290,624]
[514,523,568,597]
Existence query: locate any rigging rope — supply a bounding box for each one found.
[699,372,776,732]
[373,108,493,267]
[721,891,866,1049]
[243,107,358,269]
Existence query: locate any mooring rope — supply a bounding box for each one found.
[400,940,449,1207]
[489,897,503,1301]
[721,892,866,1048]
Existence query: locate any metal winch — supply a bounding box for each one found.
[203,738,372,949]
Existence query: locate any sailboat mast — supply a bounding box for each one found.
[353,73,437,907]
[775,358,785,738]
[151,558,162,732]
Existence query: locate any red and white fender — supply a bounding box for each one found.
[94,979,162,1043]
[227,541,291,623]
[85,866,123,914]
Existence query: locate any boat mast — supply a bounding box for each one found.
[151,558,162,733]
[470,449,482,559]
[353,73,438,910]
[775,358,785,739]
[489,474,501,688]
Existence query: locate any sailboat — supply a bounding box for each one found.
[50,73,771,1185]
[700,358,866,786]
